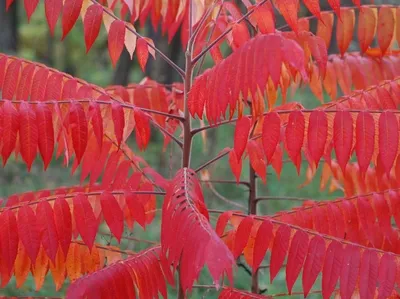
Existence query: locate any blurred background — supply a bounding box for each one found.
[0,0,395,297]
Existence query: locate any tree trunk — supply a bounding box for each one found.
[0,1,18,54]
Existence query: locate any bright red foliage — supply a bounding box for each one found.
[1,0,400,298]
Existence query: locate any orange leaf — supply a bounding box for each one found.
[358,7,377,54]
[377,7,396,55]
[275,0,299,33]
[336,8,355,56]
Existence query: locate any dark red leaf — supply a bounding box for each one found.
[19,102,38,171]
[36,103,54,170]
[111,102,124,147]
[108,20,125,67]
[234,116,251,161]
[333,110,353,175]
[307,110,327,167]
[378,111,398,177]
[100,192,124,242]
[37,200,59,263]
[17,205,41,263]
[359,250,379,299]
[262,112,281,162]
[69,102,88,163]
[270,225,291,283]
[54,197,72,257]
[286,230,309,294]
[355,111,375,176]
[322,240,343,299]
[285,111,305,173]
[72,194,98,249]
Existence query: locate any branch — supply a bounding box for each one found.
[195,150,230,172]
[200,179,250,188]
[91,0,185,78]
[151,121,183,148]
[206,183,247,210]
[1,190,165,212]
[255,196,311,202]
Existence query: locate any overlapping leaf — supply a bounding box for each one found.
[161,168,234,293]
[217,210,400,298]
[66,246,170,299]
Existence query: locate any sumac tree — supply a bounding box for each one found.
[1,0,400,298]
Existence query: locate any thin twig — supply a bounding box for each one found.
[195,150,230,172]
[207,183,247,210]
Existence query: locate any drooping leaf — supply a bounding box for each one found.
[108,20,126,67]
[45,0,63,35]
[307,110,327,168]
[378,111,398,177]
[69,102,88,164]
[17,205,41,263]
[19,102,38,171]
[286,230,308,294]
[333,110,353,175]
[37,200,59,263]
[73,194,98,249]
[358,7,377,54]
[137,37,149,72]
[355,111,375,176]
[111,102,124,147]
[302,235,325,297]
[262,112,281,163]
[270,225,291,283]
[83,4,103,53]
[1,100,19,166]
[285,111,305,173]
[62,0,83,39]
[100,192,124,242]
[234,116,251,162]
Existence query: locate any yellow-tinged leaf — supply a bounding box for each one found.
[49,248,66,291]
[243,220,262,267]
[14,242,31,288]
[104,246,122,264]
[336,8,355,56]
[32,246,49,291]
[124,23,137,59]
[317,12,334,48]
[66,243,81,282]
[358,7,377,53]
[102,7,114,32]
[81,245,101,274]
[266,77,277,110]
[377,6,396,55]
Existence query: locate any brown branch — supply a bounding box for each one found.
[195,150,230,172]
[1,190,165,212]
[255,196,311,202]
[200,179,250,188]
[206,183,247,210]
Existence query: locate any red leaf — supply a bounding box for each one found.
[234,116,251,161]
[377,253,396,299]
[328,0,341,18]
[31,68,49,102]
[44,73,63,101]
[69,102,88,164]
[18,205,41,263]
[62,0,83,39]
[108,20,125,67]
[83,4,103,53]
[0,210,19,274]
[37,200,59,263]
[322,241,343,299]
[247,140,267,183]
[252,220,273,271]
[36,103,54,170]
[303,0,321,20]
[232,23,250,48]
[275,0,299,33]
[307,110,328,168]
[125,192,146,228]
[23,0,39,22]
[286,230,309,294]
[333,110,353,175]
[270,225,291,283]
[54,197,72,257]
[285,111,305,173]
[228,150,242,183]
[137,38,149,72]
[2,100,19,166]
[359,250,379,299]
[89,101,103,149]
[262,112,281,163]
[355,111,375,176]
[340,245,360,299]
[3,58,22,100]
[233,216,253,259]
[111,102,124,147]
[19,102,38,171]
[302,235,326,297]
[134,107,150,150]
[16,64,35,101]
[45,0,63,35]
[378,111,398,177]
[100,192,124,242]
[72,194,98,249]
